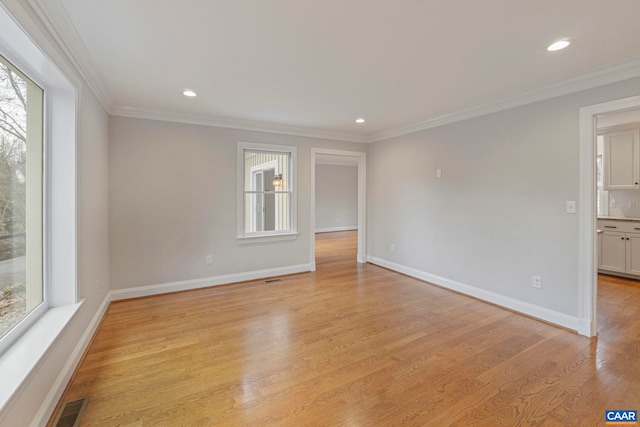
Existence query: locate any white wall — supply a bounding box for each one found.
[109,117,366,290]
[0,3,110,424]
[367,76,640,325]
[315,164,358,231]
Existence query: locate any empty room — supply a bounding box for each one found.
[1,1,640,426]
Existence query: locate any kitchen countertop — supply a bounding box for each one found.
[598,216,640,222]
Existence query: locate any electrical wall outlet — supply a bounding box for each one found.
[532,276,542,289]
[206,255,213,265]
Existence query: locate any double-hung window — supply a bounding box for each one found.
[238,142,296,241]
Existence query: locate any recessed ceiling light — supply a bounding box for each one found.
[355,118,365,124]
[547,40,571,52]
[183,89,197,97]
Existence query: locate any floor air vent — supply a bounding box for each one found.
[52,396,89,427]
[265,278,283,283]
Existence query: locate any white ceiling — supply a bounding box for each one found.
[46,0,640,142]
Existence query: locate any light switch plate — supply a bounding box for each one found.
[566,201,576,214]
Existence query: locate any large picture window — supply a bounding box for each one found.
[0,55,43,340]
[238,143,296,240]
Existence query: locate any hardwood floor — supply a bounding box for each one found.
[52,231,640,426]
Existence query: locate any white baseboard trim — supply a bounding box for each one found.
[32,294,111,427]
[576,319,593,337]
[110,263,313,301]
[314,226,358,233]
[367,256,582,333]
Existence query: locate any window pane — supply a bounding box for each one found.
[245,193,261,233]
[274,193,290,231]
[244,150,290,191]
[0,56,43,339]
[243,149,291,234]
[244,193,290,233]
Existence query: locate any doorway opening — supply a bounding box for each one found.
[579,94,640,337]
[310,149,366,271]
[593,108,640,340]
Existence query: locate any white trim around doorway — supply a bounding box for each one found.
[310,149,366,270]
[578,94,640,337]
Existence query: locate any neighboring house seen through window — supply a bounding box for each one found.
[238,143,296,241]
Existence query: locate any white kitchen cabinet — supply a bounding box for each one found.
[598,219,640,277]
[599,230,626,273]
[626,233,640,275]
[603,130,640,190]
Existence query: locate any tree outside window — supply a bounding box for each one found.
[0,55,43,339]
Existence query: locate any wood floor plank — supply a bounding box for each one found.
[50,232,640,426]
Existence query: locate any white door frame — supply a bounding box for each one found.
[310,148,366,270]
[579,94,640,337]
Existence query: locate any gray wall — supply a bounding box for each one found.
[367,76,640,318]
[315,164,358,231]
[109,117,367,289]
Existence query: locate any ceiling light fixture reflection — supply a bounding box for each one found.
[355,118,365,124]
[183,89,197,97]
[547,40,571,52]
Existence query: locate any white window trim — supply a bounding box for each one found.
[0,2,79,415]
[237,142,297,242]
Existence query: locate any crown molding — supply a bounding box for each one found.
[367,57,640,143]
[26,0,112,111]
[112,106,367,143]
[0,1,77,89]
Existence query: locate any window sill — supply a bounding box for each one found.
[237,233,299,245]
[0,300,83,416]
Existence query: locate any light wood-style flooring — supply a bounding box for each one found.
[52,231,640,426]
